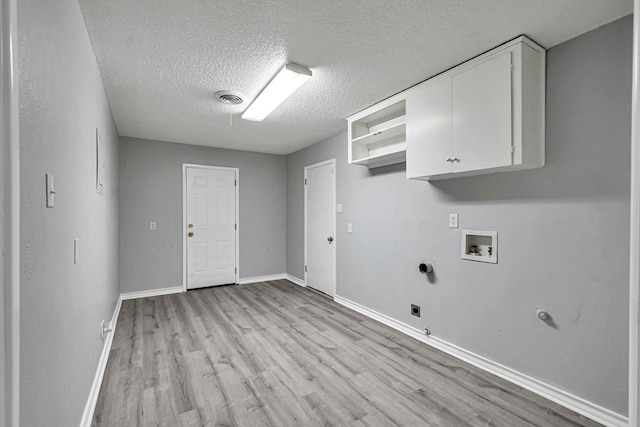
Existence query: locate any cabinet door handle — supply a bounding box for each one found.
[452,157,460,162]
[446,157,452,162]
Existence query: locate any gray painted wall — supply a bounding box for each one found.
[287,16,632,415]
[119,137,287,293]
[18,0,120,425]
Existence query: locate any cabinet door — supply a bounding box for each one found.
[452,51,512,173]
[406,77,453,178]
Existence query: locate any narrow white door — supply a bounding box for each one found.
[305,160,336,297]
[452,51,513,173]
[185,166,237,289]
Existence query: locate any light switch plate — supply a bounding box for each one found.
[449,213,459,228]
[347,223,353,233]
[150,221,157,231]
[73,238,79,264]
[46,173,55,208]
[336,204,343,213]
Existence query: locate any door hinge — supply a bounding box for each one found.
[234,179,237,186]
[511,145,515,153]
[510,63,514,72]
[235,267,237,273]
[304,178,307,185]
[235,223,237,230]
[305,265,307,272]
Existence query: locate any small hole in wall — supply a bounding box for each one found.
[411,304,421,317]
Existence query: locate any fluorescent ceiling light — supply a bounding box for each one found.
[242,63,312,121]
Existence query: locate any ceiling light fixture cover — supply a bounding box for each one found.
[242,62,312,121]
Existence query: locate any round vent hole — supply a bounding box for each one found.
[215,91,244,105]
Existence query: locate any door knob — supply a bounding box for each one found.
[328,237,334,243]
[188,232,194,238]
[188,224,193,228]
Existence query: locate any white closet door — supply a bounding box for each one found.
[305,160,336,297]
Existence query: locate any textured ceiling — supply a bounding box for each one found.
[79,0,633,155]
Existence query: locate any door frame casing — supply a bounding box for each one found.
[304,158,337,297]
[2,0,19,424]
[182,163,239,291]
[630,3,640,426]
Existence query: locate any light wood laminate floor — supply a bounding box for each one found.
[93,280,602,427]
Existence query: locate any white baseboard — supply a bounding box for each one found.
[285,274,305,287]
[238,274,286,285]
[79,294,123,427]
[120,286,184,300]
[333,295,628,427]
[80,285,183,425]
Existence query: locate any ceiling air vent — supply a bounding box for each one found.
[215,91,244,105]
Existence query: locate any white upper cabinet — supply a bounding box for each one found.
[406,37,545,180]
[451,51,513,173]
[406,77,452,177]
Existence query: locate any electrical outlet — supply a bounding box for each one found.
[150,221,157,231]
[411,304,421,317]
[336,204,343,213]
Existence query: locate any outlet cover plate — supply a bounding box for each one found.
[449,213,459,228]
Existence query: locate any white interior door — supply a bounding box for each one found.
[185,166,238,289]
[305,160,336,297]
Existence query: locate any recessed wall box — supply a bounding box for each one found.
[461,230,497,264]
